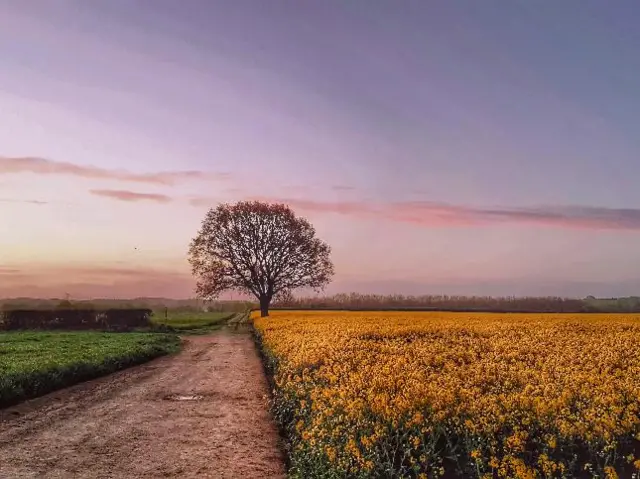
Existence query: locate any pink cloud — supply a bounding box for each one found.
[90,189,173,203]
[188,196,219,207]
[251,197,640,231]
[0,156,230,185]
[255,196,378,216]
[0,267,22,275]
[0,264,195,299]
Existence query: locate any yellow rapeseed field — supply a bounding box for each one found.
[253,310,640,478]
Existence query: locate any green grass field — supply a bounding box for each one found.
[151,311,235,331]
[0,331,180,408]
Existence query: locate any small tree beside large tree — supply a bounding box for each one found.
[188,201,334,317]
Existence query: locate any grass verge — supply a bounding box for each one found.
[0,331,180,408]
[151,311,234,333]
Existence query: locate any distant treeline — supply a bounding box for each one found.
[271,293,640,313]
[0,309,153,331]
[3,294,640,315]
[0,298,253,314]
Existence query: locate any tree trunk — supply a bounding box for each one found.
[259,295,270,317]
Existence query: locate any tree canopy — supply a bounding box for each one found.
[188,201,334,317]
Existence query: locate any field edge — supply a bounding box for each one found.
[0,332,181,409]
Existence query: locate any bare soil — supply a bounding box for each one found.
[0,328,285,478]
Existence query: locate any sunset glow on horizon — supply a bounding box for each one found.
[2,1,640,299]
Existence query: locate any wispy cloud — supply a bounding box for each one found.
[331,185,356,191]
[0,156,230,185]
[90,189,173,203]
[252,197,640,231]
[0,267,22,275]
[188,196,218,207]
[0,198,48,205]
[0,264,194,299]
[389,202,640,230]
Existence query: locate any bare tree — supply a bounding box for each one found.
[188,201,334,317]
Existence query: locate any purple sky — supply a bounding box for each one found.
[2,1,640,299]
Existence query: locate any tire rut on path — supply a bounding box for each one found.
[0,329,285,479]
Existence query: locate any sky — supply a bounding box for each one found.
[1,1,640,299]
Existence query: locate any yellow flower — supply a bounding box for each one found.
[254,310,640,477]
[604,466,618,479]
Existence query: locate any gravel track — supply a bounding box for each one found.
[0,329,285,478]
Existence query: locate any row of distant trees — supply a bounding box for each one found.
[0,299,252,314]
[4,294,640,315]
[271,292,640,313]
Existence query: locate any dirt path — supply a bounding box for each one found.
[0,328,285,478]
